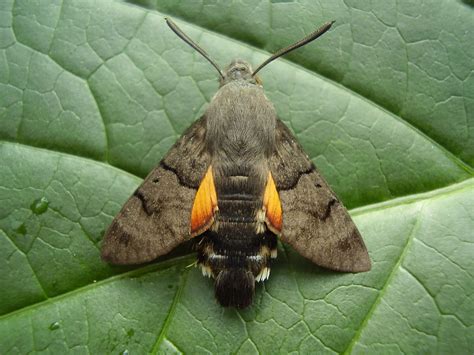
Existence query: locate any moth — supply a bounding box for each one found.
[101,18,371,309]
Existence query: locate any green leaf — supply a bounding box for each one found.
[0,0,472,353]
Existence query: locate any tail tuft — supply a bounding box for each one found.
[215,268,255,309]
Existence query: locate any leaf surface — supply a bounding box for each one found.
[0,0,473,353]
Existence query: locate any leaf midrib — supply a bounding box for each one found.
[0,254,194,321]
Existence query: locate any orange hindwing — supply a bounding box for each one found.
[263,172,282,234]
[191,166,218,236]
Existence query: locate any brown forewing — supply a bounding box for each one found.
[101,116,210,264]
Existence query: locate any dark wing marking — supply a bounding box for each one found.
[101,116,210,264]
[270,119,371,272]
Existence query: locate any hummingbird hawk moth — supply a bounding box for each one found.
[101,18,371,309]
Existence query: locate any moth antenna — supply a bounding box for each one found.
[252,20,335,76]
[165,17,224,79]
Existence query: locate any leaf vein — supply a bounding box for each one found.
[150,267,189,354]
[343,205,424,353]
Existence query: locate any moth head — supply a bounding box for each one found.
[220,60,262,87]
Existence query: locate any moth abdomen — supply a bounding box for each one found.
[216,198,261,224]
[215,268,255,309]
[195,197,278,308]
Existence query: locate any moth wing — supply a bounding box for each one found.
[101,116,211,265]
[270,119,371,272]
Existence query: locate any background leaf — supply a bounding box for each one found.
[0,0,473,353]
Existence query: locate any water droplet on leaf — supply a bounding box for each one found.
[49,321,60,330]
[30,197,49,215]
